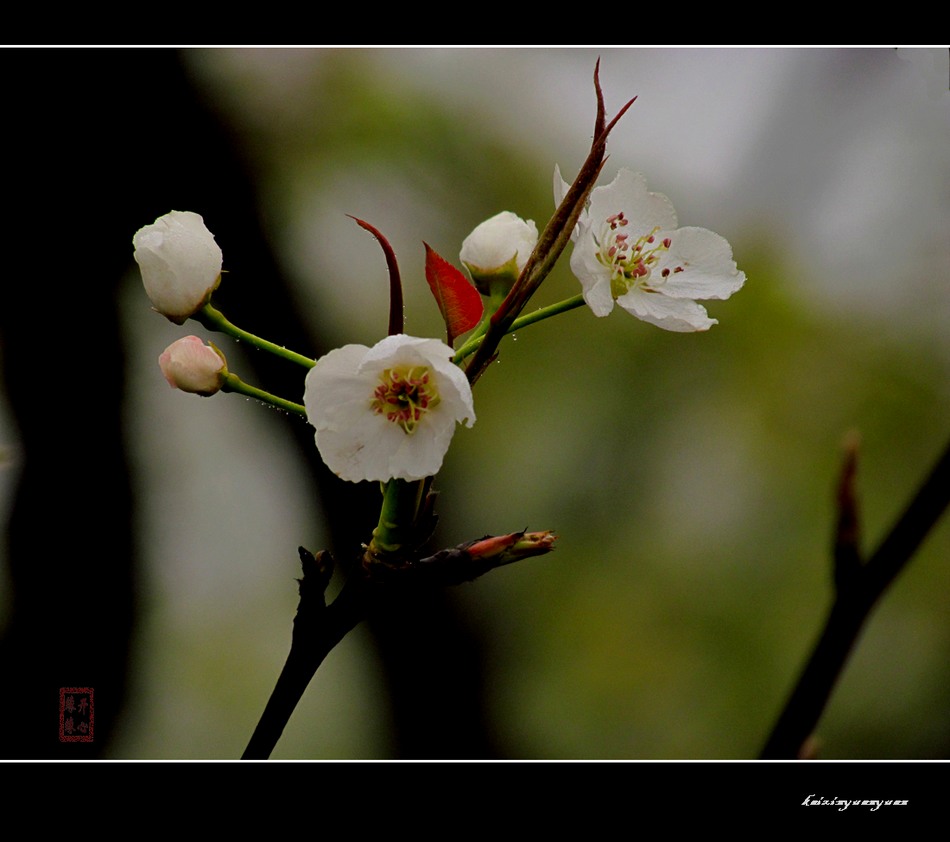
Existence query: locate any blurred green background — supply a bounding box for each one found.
[2,47,948,759]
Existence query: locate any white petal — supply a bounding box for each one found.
[616,289,717,332]
[588,169,678,237]
[315,415,381,481]
[387,410,458,480]
[553,164,571,208]
[653,227,746,301]
[428,356,476,427]
[303,344,373,428]
[568,223,614,317]
[360,334,443,371]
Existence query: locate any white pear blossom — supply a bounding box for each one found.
[133,211,223,324]
[555,166,745,331]
[159,335,227,396]
[304,334,476,483]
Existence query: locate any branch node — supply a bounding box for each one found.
[297,547,334,603]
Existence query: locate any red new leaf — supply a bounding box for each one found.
[424,243,484,347]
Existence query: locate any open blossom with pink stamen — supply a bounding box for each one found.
[555,167,745,331]
[303,334,475,483]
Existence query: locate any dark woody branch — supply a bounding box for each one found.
[242,532,556,759]
[242,550,360,760]
[760,434,950,759]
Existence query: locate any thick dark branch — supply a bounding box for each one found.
[243,530,555,759]
[242,552,363,760]
[760,436,950,758]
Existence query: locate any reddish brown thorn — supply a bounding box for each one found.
[593,57,606,141]
[349,215,404,337]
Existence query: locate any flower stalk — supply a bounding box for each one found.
[196,303,316,369]
[370,478,428,554]
[220,372,307,417]
[453,294,586,364]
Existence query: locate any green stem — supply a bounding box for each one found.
[453,315,492,363]
[453,294,586,364]
[196,304,316,369]
[371,478,427,556]
[222,373,307,417]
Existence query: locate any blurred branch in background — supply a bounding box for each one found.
[762,434,950,758]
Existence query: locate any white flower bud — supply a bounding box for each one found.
[133,211,223,324]
[459,211,537,296]
[159,336,227,396]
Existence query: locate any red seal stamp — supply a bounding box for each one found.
[59,688,94,743]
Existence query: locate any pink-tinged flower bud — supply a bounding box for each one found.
[460,211,538,297]
[158,336,227,396]
[466,530,557,566]
[133,211,223,324]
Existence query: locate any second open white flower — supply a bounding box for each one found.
[555,167,745,331]
[304,334,476,483]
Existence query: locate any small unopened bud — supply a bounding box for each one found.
[460,211,538,298]
[466,530,557,566]
[159,335,227,396]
